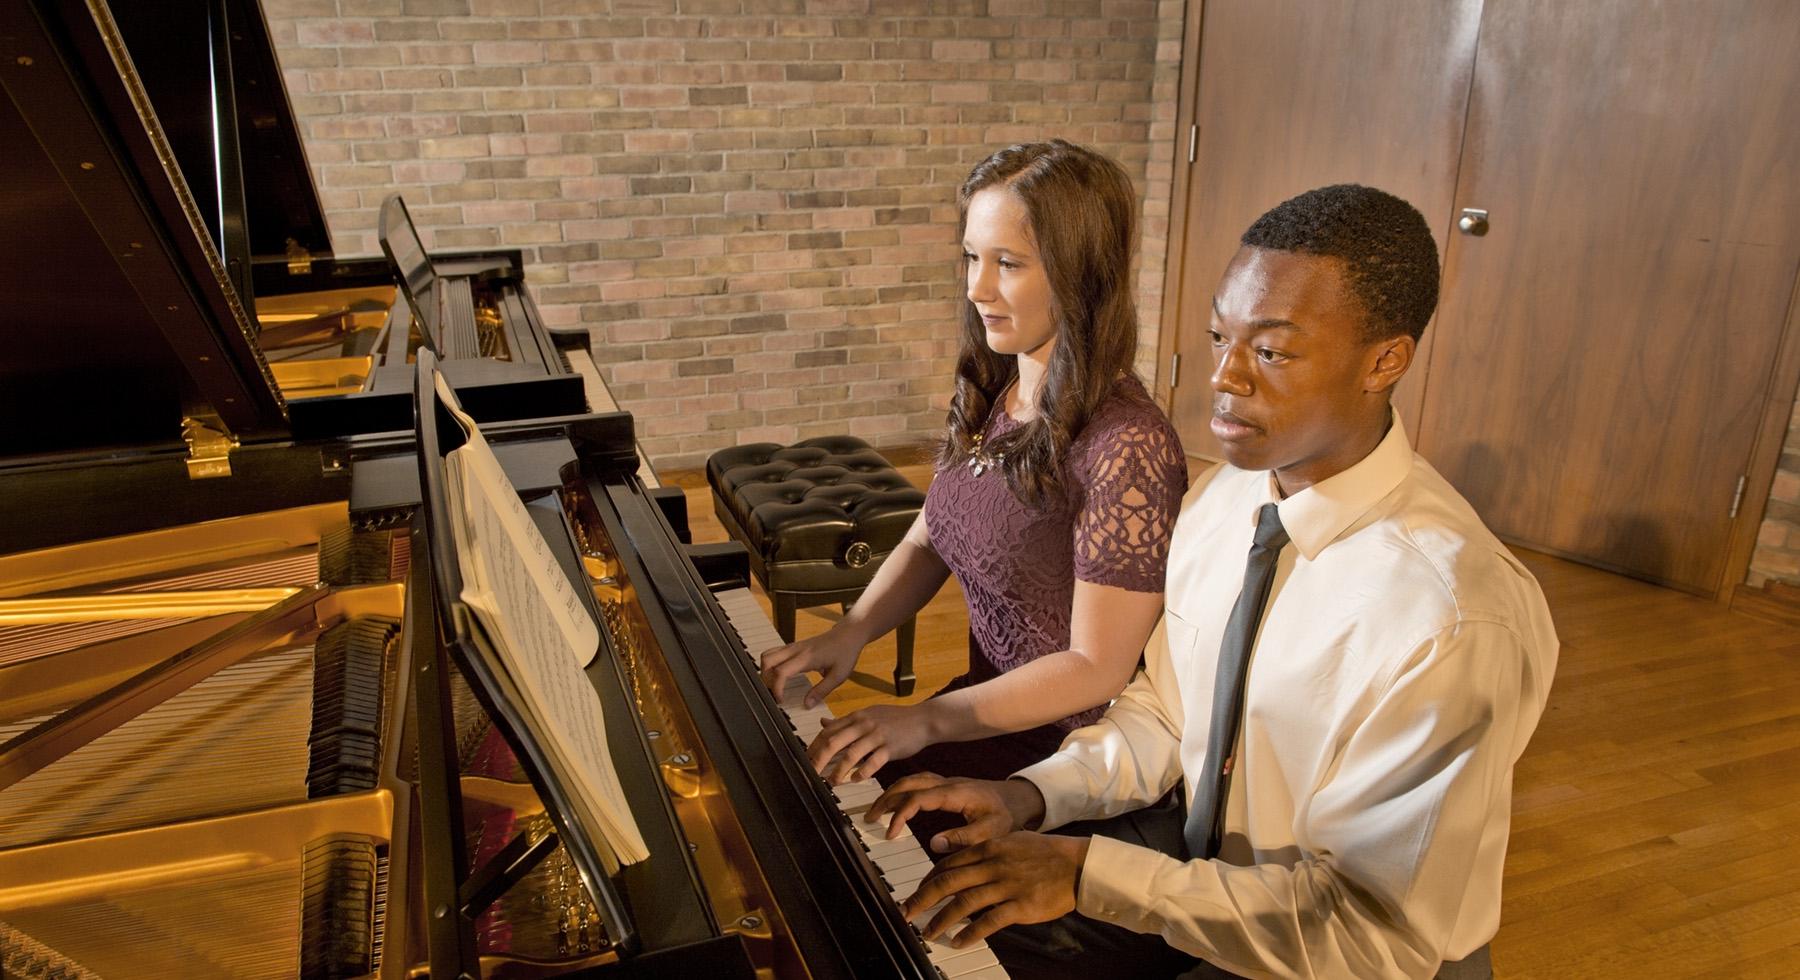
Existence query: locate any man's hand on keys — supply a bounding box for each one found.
[907,830,1089,949]
[866,772,1084,947]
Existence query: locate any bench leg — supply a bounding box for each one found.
[773,592,798,644]
[893,616,916,697]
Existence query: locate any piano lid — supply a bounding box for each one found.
[0,0,297,458]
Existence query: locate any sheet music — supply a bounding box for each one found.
[435,374,648,871]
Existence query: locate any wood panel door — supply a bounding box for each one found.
[1417,0,1800,595]
[1166,0,1484,458]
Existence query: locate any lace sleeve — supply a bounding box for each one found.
[1071,418,1187,592]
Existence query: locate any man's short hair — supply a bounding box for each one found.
[1240,184,1441,342]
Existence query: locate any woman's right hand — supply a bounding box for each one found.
[760,627,864,709]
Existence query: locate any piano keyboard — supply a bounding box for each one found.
[714,588,1009,980]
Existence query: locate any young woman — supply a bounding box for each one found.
[760,140,1187,787]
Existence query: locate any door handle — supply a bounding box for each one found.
[1458,208,1490,236]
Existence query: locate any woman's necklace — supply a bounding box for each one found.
[967,383,1014,477]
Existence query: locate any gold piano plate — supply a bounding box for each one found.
[255,285,396,399]
[269,356,376,399]
[0,780,406,980]
[566,486,803,980]
[0,506,424,979]
[0,502,347,599]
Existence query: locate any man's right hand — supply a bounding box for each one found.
[867,773,1048,854]
[760,628,863,708]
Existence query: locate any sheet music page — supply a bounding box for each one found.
[435,375,599,668]
[434,375,649,870]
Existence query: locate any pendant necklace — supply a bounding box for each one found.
[967,382,1013,477]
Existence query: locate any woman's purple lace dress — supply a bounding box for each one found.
[880,375,1187,786]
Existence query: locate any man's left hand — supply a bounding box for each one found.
[901,831,1091,948]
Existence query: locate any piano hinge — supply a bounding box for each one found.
[285,238,313,276]
[181,414,239,479]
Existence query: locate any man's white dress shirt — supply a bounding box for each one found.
[1016,415,1558,979]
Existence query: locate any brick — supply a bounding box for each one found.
[630,175,693,195]
[690,85,749,106]
[730,313,787,334]
[374,21,441,41]
[785,63,843,82]
[795,349,848,368]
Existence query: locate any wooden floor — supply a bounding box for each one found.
[669,462,1800,978]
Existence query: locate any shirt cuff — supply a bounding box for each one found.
[1014,756,1090,831]
[1076,834,1174,925]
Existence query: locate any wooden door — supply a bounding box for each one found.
[1166,0,1484,457]
[1417,0,1800,595]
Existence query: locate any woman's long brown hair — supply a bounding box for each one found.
[938,140,1141,506]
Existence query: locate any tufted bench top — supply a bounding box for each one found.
[706,436,924,587]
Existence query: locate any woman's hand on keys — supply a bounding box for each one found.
[760,627,862,707]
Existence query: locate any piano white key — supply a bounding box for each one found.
[886,862,931,891]
[831,780,881,811]
[877,848,934,879]
[713,587,1009,977]
[936,944,1003,977]
[908,896,952,929]
[863,834,920,864]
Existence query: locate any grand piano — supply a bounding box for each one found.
[0,1,993,977]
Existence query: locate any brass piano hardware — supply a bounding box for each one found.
[286,237,313,275]
[0,584,332,793]
[180,414,238,479]
[662,753,701,799]
[0,587,301,626]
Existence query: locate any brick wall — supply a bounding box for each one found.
[1749,397,1800,587]
[266,0,1187,469]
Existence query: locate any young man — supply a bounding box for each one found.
[869,185,1558,979]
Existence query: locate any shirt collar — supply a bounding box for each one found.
[1257,411,1413,561]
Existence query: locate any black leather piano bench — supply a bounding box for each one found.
[706,436,927,696]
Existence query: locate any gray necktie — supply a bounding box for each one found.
[1185,503,1289,860]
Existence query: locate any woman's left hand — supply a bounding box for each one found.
[806,704,936,785]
